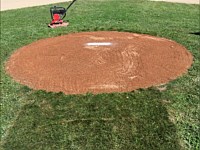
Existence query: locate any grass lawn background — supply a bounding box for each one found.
[1,0,199,149]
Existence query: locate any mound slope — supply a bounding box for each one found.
[6,31,193,94]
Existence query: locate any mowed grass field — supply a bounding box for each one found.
[1,0,199,149]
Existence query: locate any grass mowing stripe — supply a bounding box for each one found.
[1,0,199,149]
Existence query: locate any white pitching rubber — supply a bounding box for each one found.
[86,42,112,46]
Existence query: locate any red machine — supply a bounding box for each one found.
[48,0,77,28]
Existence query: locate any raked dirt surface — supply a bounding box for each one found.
[1,0,199,11]
[5,31,193,94]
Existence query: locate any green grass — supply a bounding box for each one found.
[1,0,199,149]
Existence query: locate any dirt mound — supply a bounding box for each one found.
[6,31,193,94]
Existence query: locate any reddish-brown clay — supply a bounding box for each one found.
[5,31,193,94]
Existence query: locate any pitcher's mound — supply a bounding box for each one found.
[6,31,193,94]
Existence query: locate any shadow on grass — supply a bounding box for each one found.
[189,32,200,36]
[2,89,181,150]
